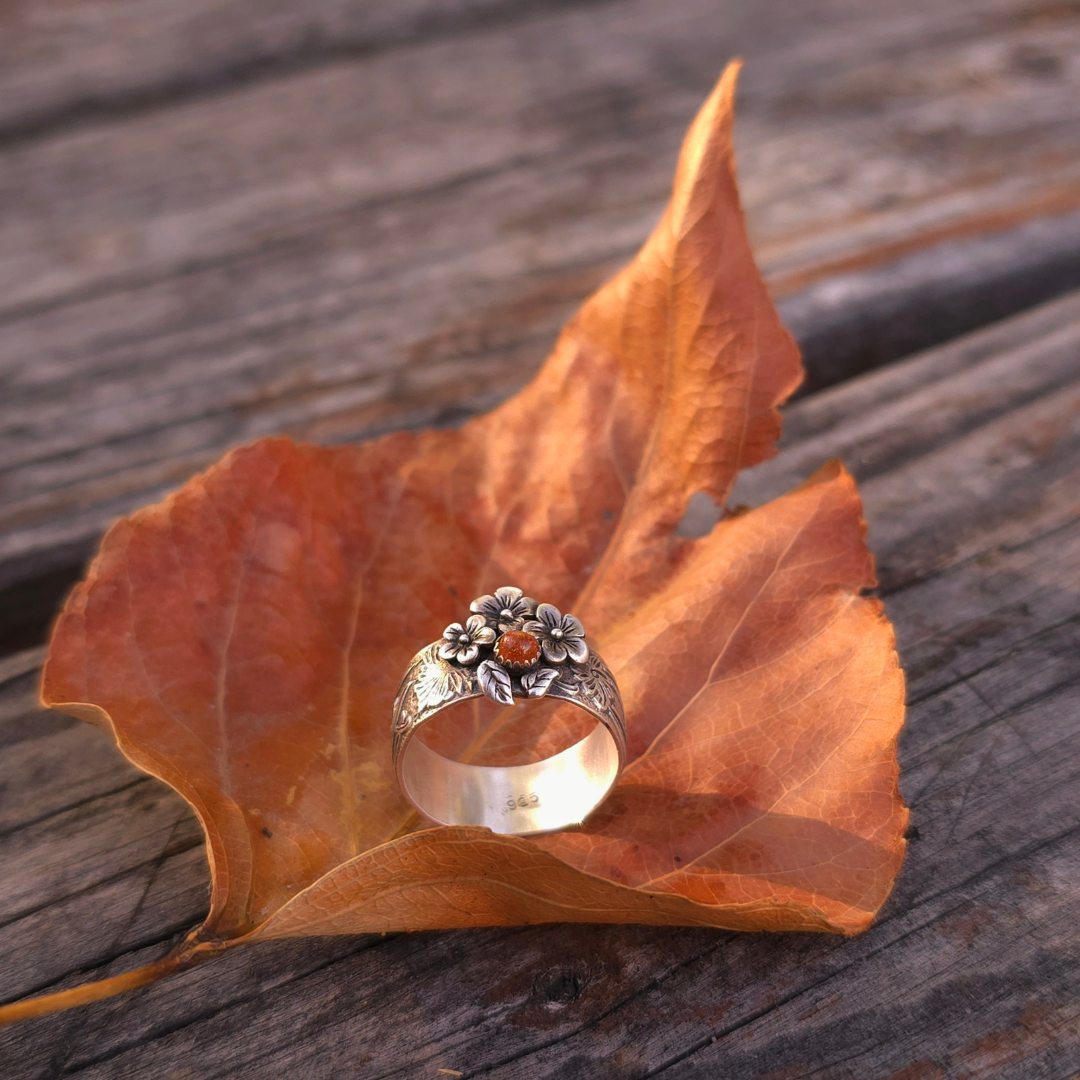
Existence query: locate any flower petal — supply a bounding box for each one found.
[494,586,523,607]
[438,642,459,661]
[443,622,464,640]
[519,596,539,616]
[561,614,586,638]
[522,620,545,636]
[542,638,568,664]
[457,644,479,666]
[535,603,562,629]
[564,637,589,664]
[474,626,496,645]
[469,595,496,615]
[465,613,489,635]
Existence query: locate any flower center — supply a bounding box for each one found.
[550,628,564,640]
[500,607,516,621]
[494,630,541,670]
[458,634,471,645]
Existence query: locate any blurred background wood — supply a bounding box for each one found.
[0,1,1078,1076]
[3,0,1080,653]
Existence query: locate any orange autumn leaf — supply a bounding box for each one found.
[16,61,906,1022]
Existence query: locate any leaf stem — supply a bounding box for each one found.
[386,809,422,841]
[0,940,226,1027]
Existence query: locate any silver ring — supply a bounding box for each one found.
[392,586,626,835]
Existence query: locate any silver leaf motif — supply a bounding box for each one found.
[521,666,560,698]
[478,659,514,706]
[414,660,469,714]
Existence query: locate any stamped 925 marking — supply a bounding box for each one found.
[505,793,540,811]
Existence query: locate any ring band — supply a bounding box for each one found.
[391,587,626,835]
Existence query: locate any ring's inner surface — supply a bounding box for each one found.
[400,722,620,835]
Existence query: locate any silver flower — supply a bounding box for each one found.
[438,614,496,666]
[524,603,588,665]
[470,585,538,633]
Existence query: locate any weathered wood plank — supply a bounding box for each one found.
[3,0,1080,654]
[1,292,1078,1077]
[0,654,208,1005]
[0,693,139,838]
[0,0,597,142]
[22,547,1073,1080]
[0,779,202,929]
[0,845,208,1008]
[731,289,1080,592]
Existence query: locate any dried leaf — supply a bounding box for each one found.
[27,62,907,1017]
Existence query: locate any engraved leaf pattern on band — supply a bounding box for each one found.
[550,654,623,724]
[414,659,471,714]
[578,659,621,718]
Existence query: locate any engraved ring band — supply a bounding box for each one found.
[391,586,627,836]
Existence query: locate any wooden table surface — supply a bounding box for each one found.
[1,1,1079,1076]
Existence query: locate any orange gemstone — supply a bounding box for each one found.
[494,630,541,670]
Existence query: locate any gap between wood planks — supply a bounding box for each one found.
[4,214,1080,659]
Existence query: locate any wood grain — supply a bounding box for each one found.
[3,0,1080,654]
[0,0,603,142]
[1,290,1077,1077]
